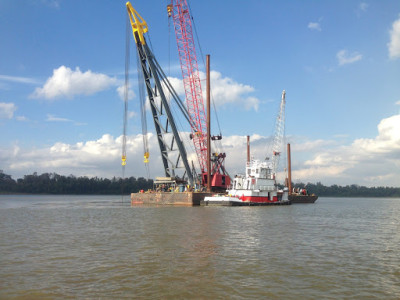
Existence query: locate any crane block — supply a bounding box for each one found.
[144,152,149,163]
[167,4,173,17]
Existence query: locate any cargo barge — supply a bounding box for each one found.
[289,194,318,203]
[131,177,213,206]
[287,143,318,203]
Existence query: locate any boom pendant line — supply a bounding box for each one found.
[121,13,131,171]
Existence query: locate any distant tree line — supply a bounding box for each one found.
[1,171,399,197]
[0,172,153,195]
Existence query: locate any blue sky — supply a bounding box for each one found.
[1,0,400,187]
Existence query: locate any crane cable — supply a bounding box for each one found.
[121,14,131,200]
[137,51,150,180]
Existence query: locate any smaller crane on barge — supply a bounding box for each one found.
[270,90,286,180]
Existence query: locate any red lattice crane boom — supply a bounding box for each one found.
[168,1,207,174]
[168,0,230,190]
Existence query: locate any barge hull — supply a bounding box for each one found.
[289,195,318,203]
[131,192,213,206]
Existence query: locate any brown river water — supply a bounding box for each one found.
[0,195,399,299]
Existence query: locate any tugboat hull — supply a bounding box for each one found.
[201,196,290,206]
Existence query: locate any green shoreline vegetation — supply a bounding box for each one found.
[1,171,399,197]
[0,172,152,195]
[287,182,400,198]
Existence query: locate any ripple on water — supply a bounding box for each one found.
[0,196,399,299]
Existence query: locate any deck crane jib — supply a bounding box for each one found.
[126,2,195,186]
[271,90,286,179]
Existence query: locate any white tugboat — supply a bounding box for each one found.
[202,159,290,206]
[203,91,291,206]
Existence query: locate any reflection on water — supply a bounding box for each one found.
[0,196,399,299]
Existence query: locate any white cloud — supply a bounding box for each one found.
[166,76,186,96]
[396,100,400,105]
[31,66,117,100]
[128,111,136,119]
[215,115,400,187]
[45,114,87,126]
[16,116,29,122]
[0,74,39,84]
[204,70,259,111]
[337,49,363,66]
[165,70,260,111]
[2,115,399,187]
[292,139,335,152]
[294,114,400,186]
[244,97,260,111]
[359,2,369,12]
[333,134,349,139]
[117,84,135,100]
[356,3,369,17]
[1,134,149,179]
[0,102,17,119]
[353,114,400,153]
[388,16,400,59]
[308,22,321,31]
[41,0,60,9]
[46,114,73,122]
